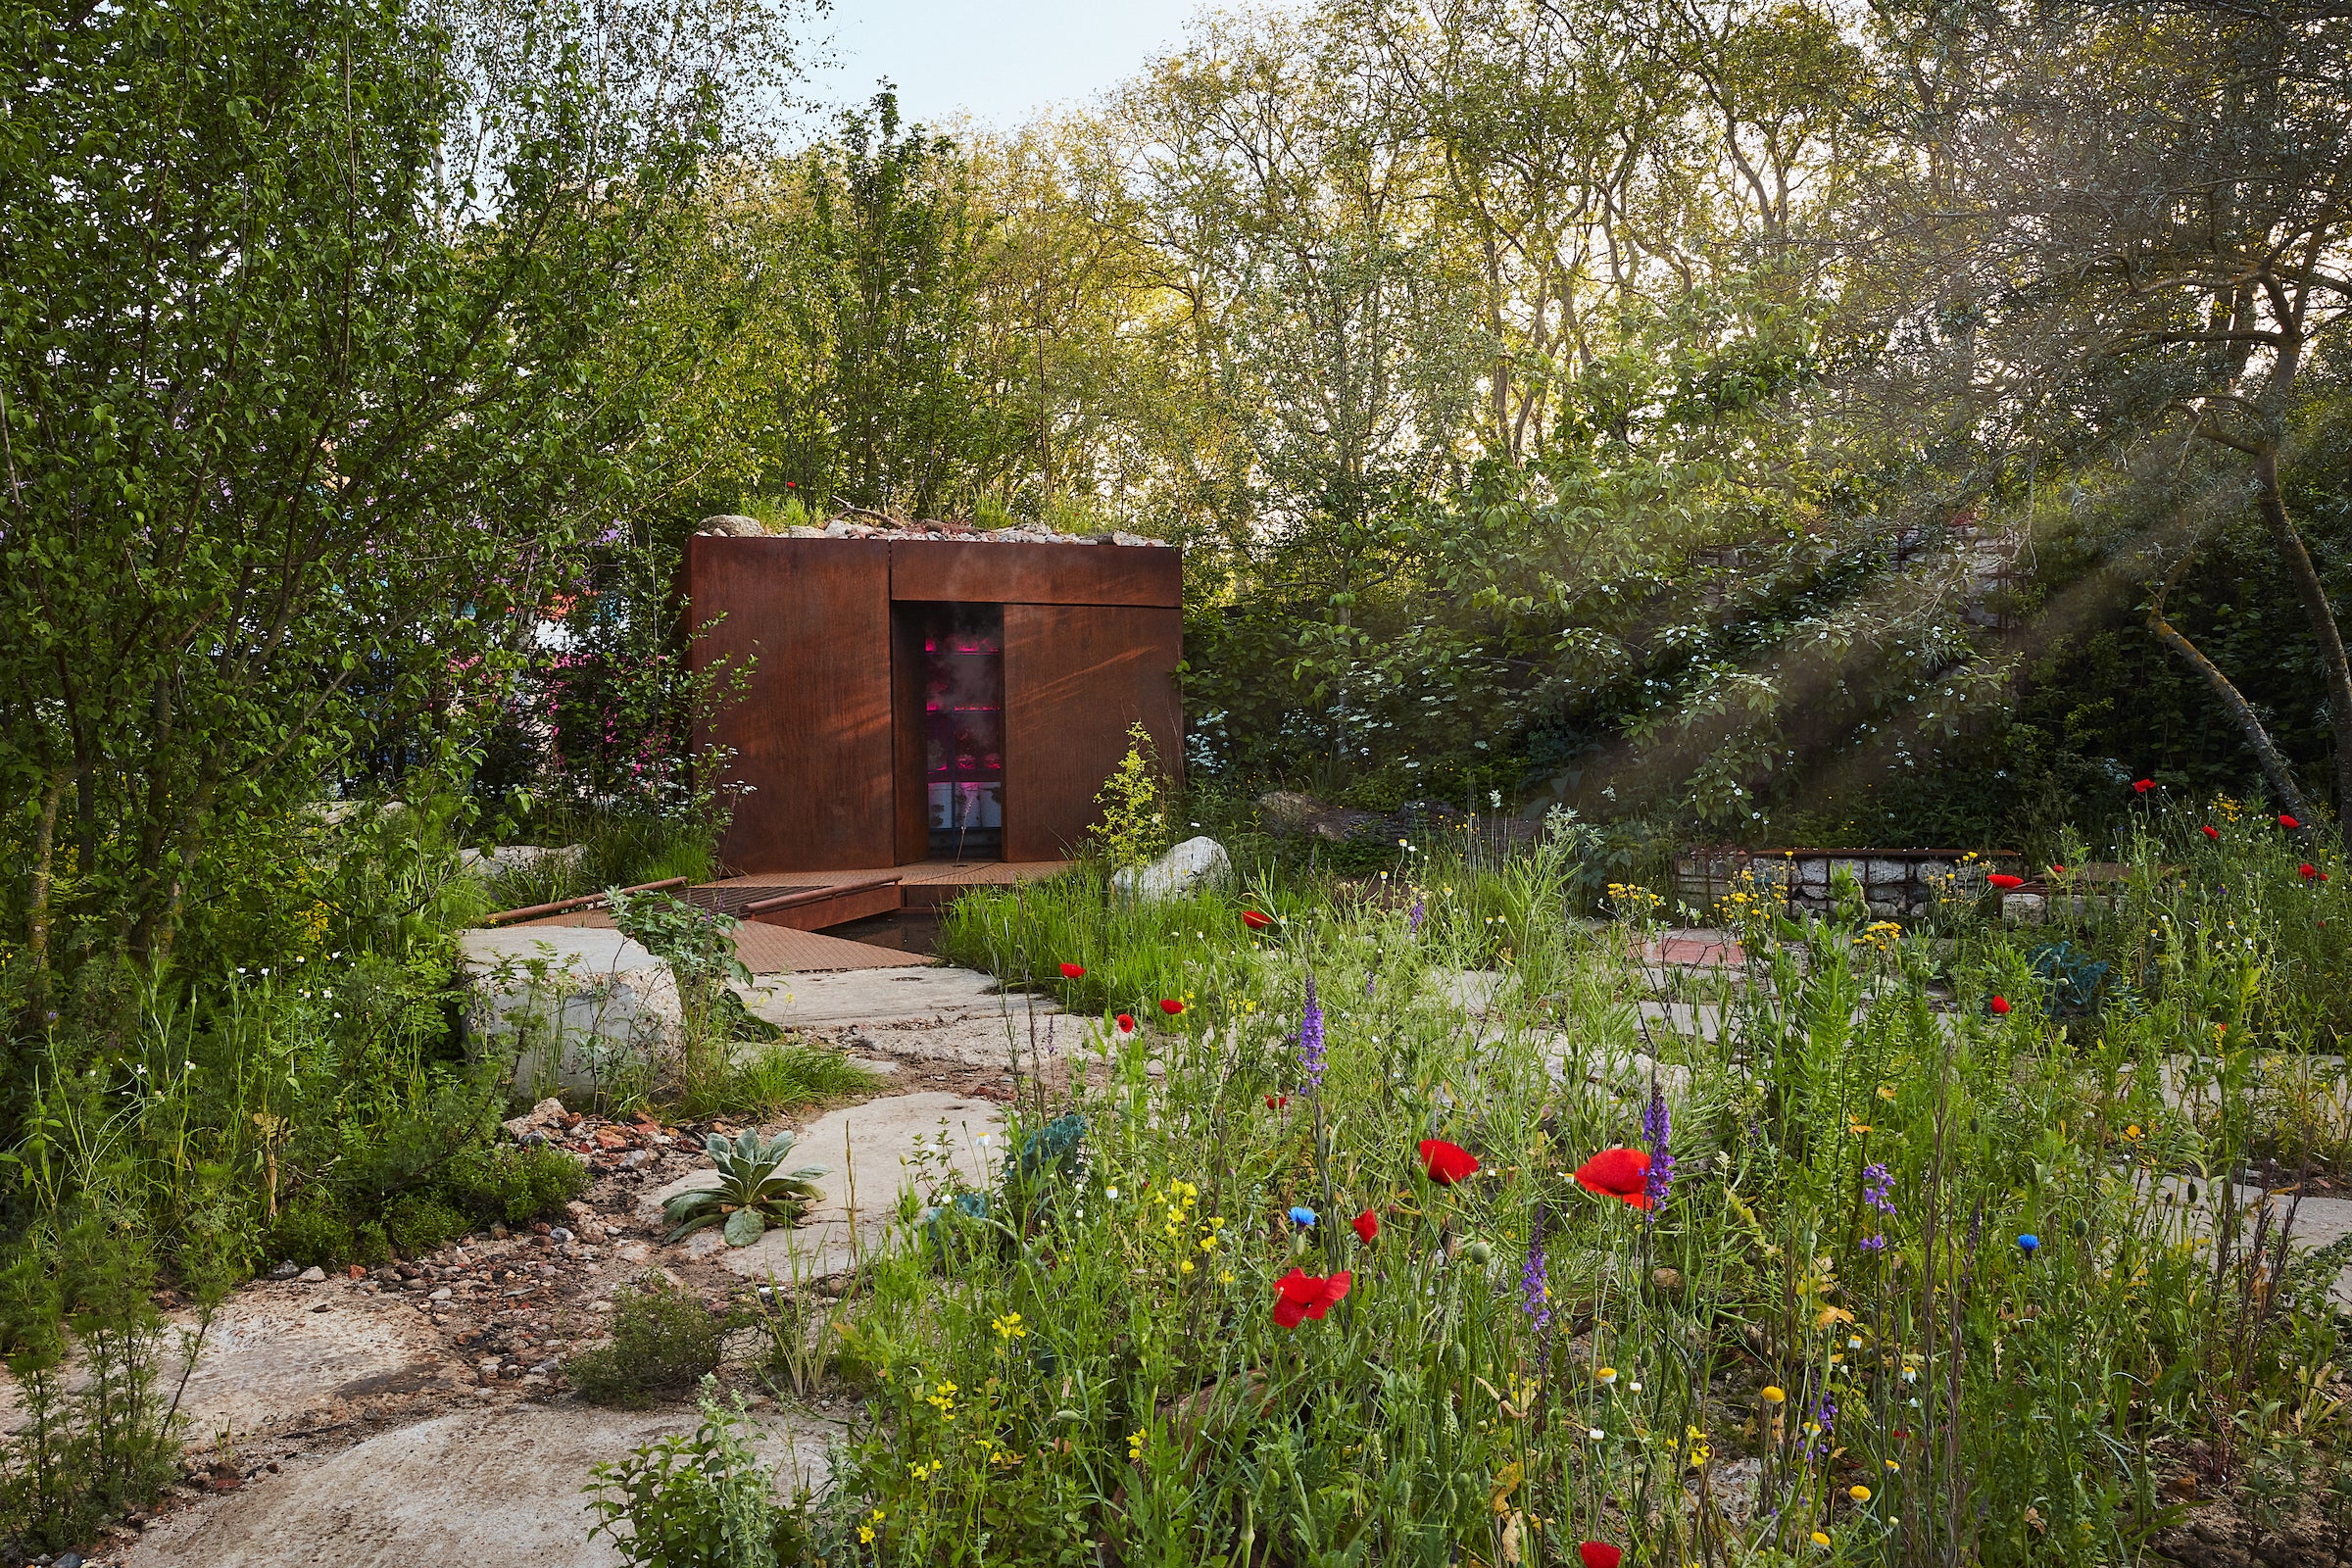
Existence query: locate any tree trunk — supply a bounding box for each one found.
[2146,603,2319,825]
[24,765,74,1015]
[2253,445,2352,836]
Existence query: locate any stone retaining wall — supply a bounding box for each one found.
[1675,847,2014,921]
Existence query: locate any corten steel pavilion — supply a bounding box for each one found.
[682,528,1183,929]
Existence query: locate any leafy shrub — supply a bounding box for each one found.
[267,1203,354,1270]
[0,1213,220,1553]
[445,1143,589,1225]
[585,1381,802,1567]
[351,1219,391,1266]
[567,1273,729,1408]
[321,1074,505,1212]
[609,888,751,1027]
[1087,720,1170,868]
[661,1131,827,1248]
[382,1192,469,1255]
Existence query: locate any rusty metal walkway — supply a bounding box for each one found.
[495,858,1071,973]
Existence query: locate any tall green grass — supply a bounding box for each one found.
[475,806,720,912]
[669,1040,881,1123]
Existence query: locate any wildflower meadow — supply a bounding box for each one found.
[796,808,2352,1565]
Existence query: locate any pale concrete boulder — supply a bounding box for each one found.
[458,844,585,880]
[699,514,768,537]
[1112,835,1236,903]
[458,926,684,1097]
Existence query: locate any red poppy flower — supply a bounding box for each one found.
[1059,962,1086,979]
[1352,1208,1379,1245]
[1115,1013,1137,1033]
[2281,814,2302,829]
[1575,1148,1651,1209]
[2048,864,2066,876]
[2202,824,2221,840]
[1159,999,1184,1016]
[1242,909,1274,930]
[1265,1094,1290,1110]
[1271,1267,1352,1327]
[1988,995,2011,1015]
[2301,863,2319,880]
[1986,873,2025,890]
[1417,1139,1479,1186]
[2132,778,2155,795]
[1580,1544,1623,1568]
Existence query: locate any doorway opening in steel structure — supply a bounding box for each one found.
[913,603,1004,859]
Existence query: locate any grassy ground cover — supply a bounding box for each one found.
[802,810,2349,1565]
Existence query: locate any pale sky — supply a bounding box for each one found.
[807,0,1209,127]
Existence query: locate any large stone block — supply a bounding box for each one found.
[1113,836,1236,903]
[458,926,684,1097]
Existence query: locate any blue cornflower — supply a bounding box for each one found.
[2017,1233,2039,1254]
[1289,1206,1317,1228]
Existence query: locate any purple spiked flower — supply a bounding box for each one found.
[1642,1083,1675,1206]
[1407,897,1425,936]
[1521,1208,1552,1329]
[1802,1396,1837,1458]
[1298,973,1325,1091]
[1862,1162,1895,1216]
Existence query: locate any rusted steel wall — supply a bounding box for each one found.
[888,606,932,863]
[1002,604,1184,861]
[689,534,1184,870]
[688,538,896,872]
[887,539,1181,608]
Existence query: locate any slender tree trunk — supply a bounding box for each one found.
[2146,601,2318,825]
[2252,445,2352,834]
[24,765,74,1013]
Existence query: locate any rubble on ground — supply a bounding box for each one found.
[695,512,1166,546]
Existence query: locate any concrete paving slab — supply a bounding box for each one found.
[742,967,1064,1065]
[1430,969,1511,1015]
[2141,1179,2352,1306]
[456,926,684,1093]
[120,1402,838,1568]
[1637,1000,1729,1043]
[644,1092,1004,1280]
[1,1288,463,1449]
[1534,1033,1695,1100]
[172,1291,467,1447]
